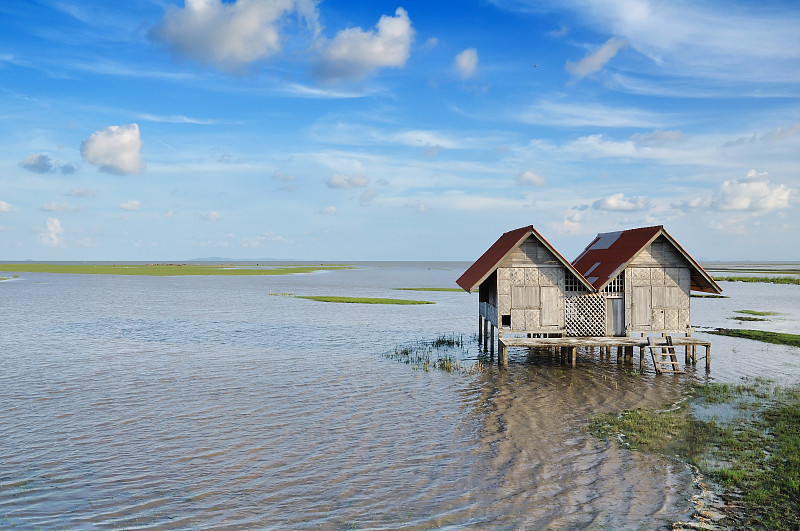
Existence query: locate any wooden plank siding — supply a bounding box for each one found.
[492,236,569,333]
[624,235,692,334]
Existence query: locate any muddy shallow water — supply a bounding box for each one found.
[1,262,798,529]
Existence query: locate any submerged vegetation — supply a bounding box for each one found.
[0,263,353,277]
[590,378,800,530]
[388,334,484,375]
[297,296,434,305]
[708,329,800,348]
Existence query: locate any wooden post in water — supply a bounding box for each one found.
[571,346,577,367]
[705,345,711,371]
[478,315,483,347]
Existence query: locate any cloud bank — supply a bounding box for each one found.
[712,170,792,212]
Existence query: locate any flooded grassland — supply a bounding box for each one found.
[1,262,798,529]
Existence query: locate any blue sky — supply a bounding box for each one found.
[1,0,798,261]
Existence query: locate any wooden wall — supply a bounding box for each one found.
[625,236,692,334]
[495,237,567,332]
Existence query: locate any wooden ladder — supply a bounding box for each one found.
[647,336,685,374]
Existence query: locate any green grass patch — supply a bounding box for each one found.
[296,296,434,305]
[393,287,467,292]
[707,329,800,348]
[729,316,768,322]
[590,379,800,529]
[0,263,352,277]
[735,310,780,316]
[691,293,728,298]
[716,276,800,285]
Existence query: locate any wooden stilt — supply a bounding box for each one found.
[478,315,483,347]
[571,346,576,367]
[692,344,697,364]
[490,325,494,358]
[705,345,711,371]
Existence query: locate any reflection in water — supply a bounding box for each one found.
[1,264,798,528]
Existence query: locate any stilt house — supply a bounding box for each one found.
[457,225,721,338]
[571,225,722,336]
[455,226,596,336]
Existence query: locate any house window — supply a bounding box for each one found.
[603,271,625,296]
[501,314,511,327]
[565,275,584,294]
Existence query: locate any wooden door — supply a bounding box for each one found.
[606,297,624,336]
[632,286,651,328]
[540,286,562,326]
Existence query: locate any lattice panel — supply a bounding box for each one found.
[565,294,606,336]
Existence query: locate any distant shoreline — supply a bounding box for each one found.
[0,263,354,277]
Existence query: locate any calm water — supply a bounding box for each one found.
[1,263,799,529]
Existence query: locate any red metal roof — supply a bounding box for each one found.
[572,225,722,294]
[456,226,594,293]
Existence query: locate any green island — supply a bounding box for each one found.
[715,276,800,285]
[691,293,728,298]
[0,263,352,277]
[708,328,800,348]
[590,379,800,530]
[296,296,434,305]
[735,310,780,316]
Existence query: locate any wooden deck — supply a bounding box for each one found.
[494,334,711,371]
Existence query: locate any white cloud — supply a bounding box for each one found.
[205,211,223,221]
[81,124,145,175]
[0,200,15,212]
[454,48,478,79]
[42,202,72,212]
[712,170,793,212]
[20,153,54,173]
[327,173,370,189]
[515,170,547,187]
[631,129,684,146]
[592,192,649,211]
[723,123,800,148]
[38,218,64,246]
[138,113,220,125]
[317,7,414,81]
[359,187,377,206]
[120,200,141,211]
[519,101,665,128]
[566,37,627,78]
[320,206,337,215]
[150,0,320,70]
